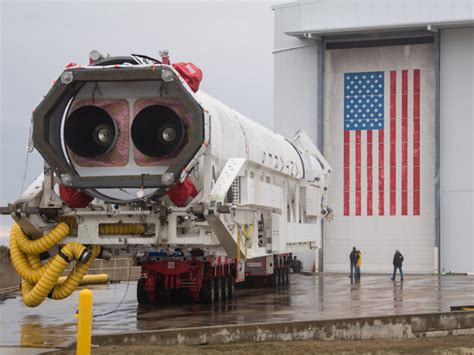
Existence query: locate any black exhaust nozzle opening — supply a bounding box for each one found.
[131,105,185,158]
[64,105,117,158]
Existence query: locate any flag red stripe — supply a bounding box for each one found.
[367,130,373,215]
[413,69,421,215]
[378,129,384,215]
[355,130,361,216]
[344,130,350,216]
[390,71,397,215]
[401,70,408,215]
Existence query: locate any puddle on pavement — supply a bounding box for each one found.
[1,274,473,348]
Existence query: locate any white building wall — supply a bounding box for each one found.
[274,1,474,274]
[277,0,473,34]
[274,46,319,141]
[274,4,320,142]
[440,28,474,274]
[273,4,322,272]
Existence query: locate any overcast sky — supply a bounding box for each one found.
[0,1,279,245]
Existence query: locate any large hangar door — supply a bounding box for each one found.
[324,42,436,273]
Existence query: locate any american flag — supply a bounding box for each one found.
[343,69,421,216]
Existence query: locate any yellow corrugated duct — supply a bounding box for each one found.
[59,216,145,235]
[9,227,52,284]
[9,223,102,307]
[20,243,88,307]
[57,273,109,285]
[49,245,101,301]
[13,223,70,254]
[99,223,145,235]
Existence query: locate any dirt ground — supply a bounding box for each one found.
[51,335,474,354]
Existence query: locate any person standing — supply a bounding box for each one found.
[391,250,404,281]
[349,247,358,278]
[355,250,362,279]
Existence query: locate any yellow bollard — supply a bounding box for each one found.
[77,289,93,355]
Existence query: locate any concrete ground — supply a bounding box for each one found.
[0,273,473,349]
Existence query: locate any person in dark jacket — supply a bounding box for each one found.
[391,250,404,281]
[349,247,358,278]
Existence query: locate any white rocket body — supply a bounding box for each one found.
[19,59,332,260]
[189,91,329,199]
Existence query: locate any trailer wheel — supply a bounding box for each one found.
[156,287,168,304]
[137,278,149,304]
[292,259,302,273]
[222,277,229,300]
[284,267,290,285]
[215,278,223,303]
[200,279,215,304]
[228,276,235,299]
[269,270,276,287]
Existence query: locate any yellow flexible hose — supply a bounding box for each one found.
[26,253,53,273]
[9,230,49,284]
[236,224,253,262]
[13,223,70,254]
[49,245,101,301]
[243,224,253,259]
[20,242,86,307]
[57,273,109,285]
[59,216,145,235]
[99,223,145,235]
[9,223,101,307]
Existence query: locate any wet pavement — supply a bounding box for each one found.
[0,274,473,348]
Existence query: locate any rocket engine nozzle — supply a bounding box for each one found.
[131,105,185,158]
[64,105,118,158]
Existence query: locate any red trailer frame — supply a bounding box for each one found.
[135,253,293,304]
[136,254,237,304]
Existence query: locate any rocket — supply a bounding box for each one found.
[4,51,332,306]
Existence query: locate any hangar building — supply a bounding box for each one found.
[273,0,474,274]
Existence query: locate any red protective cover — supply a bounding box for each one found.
[65,62,78,68]
[172,62,203,93]
[167,177,198,207]
[59,185,94,208]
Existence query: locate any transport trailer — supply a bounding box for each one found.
[244,254,292,287]
[135,251,238,304]
[135,251,293,304]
